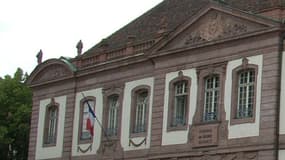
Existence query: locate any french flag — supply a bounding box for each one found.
[86,102,96,136]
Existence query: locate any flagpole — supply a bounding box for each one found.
[81,93,110,142]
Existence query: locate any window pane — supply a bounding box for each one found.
[203,76,219,121]
[237,70,255,118]
[174,95,186,125]
[46,106,57,144]
[173,81,187,126]
[107,95,119,136]
[134,91,148,133]
[81,100,94,140]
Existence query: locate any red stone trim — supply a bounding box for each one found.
[78,96,96,144]
[43,98,59,147]
[194,63,227,124]
[230,59,258,125]
[102,86,124,140]
[167,72,192,132]
[129,85,151,138]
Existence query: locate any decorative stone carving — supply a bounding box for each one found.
[192,123,219,148]
[159,9,268,51]
[77,144,92,153]
[178,70,184,78]
[242,57,249,69]
[129,137,147,147]
[200,13,224,41]
[49,97,56,106]
[36,50,43,64]
[190,122,228,148]
[184,12,255,46]
[33,64,72,84]
[76,40,83,56]
[189,121,233,155]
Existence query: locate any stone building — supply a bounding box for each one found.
[27,0,285,159]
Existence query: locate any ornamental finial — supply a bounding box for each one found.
[76,40,83,56]
[36,49,43,64]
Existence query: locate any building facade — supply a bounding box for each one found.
[27,0,285,159]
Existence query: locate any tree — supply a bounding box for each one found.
[0,68,32,160]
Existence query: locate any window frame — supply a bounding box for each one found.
[231,60,258,125]
[102,87,124,140]
[167,73,191,131]
[43,98,59,147]
[106,94,120,137]
[203,75,220,122]
[130,85,150,137]
[194,64,226,125]
[78,96,96,144]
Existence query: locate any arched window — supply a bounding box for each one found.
[79,97,95,143]
[43,100,58,146]
[231,59,258,125]
[203,75,219,121]
[195,65,225,124]
[167,73,191,131]
[134,90,148,133]
[236,69,255,118]
[172,80,188,126]
[130,86,150,135]
[107,95,119,136]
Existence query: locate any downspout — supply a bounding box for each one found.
[277,29,285,160]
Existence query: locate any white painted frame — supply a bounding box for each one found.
[162,69,198,145]
[35,96,66,160]
[121,77,154,151]
[71,88,103,156]
[225,55,263,139]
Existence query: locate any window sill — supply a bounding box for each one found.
[78,138,93,145]
[167,124,188,132]
[195,120,221,126]
[130,132,147,138]
[103,135,119,141]
[42,143,56,148]
[230,117,255,125]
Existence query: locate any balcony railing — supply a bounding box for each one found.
[78,40,155,68]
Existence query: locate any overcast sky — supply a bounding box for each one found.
[0,0,163,77]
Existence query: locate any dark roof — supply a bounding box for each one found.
[83,0,282,57]
[226,0,281,12]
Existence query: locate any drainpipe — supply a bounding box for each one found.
[277,29,285,160]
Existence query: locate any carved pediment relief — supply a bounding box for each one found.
[159,9,270,51]
[185,11,249,44]
[32,64,73,84]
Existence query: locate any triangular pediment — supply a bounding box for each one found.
[151,4,279,54]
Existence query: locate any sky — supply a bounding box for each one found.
[0,0,163,77]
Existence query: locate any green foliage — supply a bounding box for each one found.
[0,68,32,160]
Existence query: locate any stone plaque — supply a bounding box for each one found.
[192,124,219,147]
